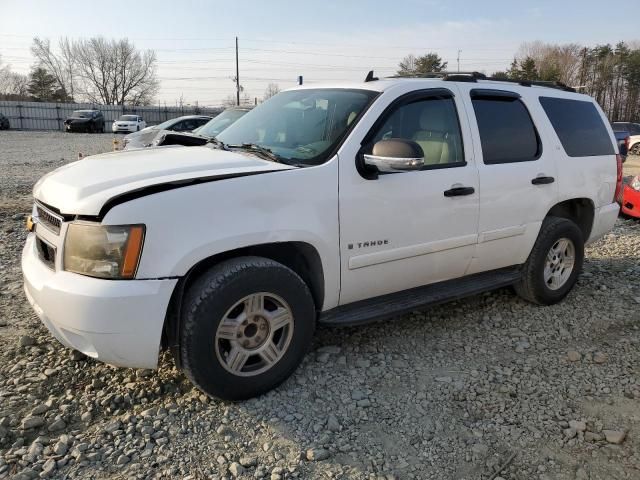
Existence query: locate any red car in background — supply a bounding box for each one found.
[620,176,640,218]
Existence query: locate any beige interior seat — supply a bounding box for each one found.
[412,103,454,165]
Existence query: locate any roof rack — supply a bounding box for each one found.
[371,70,576,92]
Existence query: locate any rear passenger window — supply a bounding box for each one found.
[471,96,540,164]
[539,97,614,157]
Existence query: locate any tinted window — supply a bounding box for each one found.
[369,96,464,167]
[612,122,629,132]
[539,97,614,157]
[629,123,640,135]
[472,97,540,164]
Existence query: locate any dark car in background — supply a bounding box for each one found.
[151,107,251,147]
[122,115,212,149]
[64,110,105,133]
[614,130,629,161]
[612,121,640,155]
[0,113,9,130]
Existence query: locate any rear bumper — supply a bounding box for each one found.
[22,233,178,369]
[620,185,640,218]
[586,202,620,245]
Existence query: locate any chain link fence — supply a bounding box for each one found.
[0,100,223,131]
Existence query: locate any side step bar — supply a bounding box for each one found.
[319,268,522,327]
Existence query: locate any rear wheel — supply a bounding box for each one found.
[630,143,640,155]
[515,216,584,305]
[180,256,316,400]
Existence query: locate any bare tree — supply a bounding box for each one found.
[397,54,417,74]
[73,37,158,105]
[31,37,76,101]
[0,55,30,99]
[263,83,280,101]
[222,91,252,108]
[222,94,237,108]
[32,36,158,105]
[515,41,582,85]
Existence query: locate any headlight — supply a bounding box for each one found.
[631,176,640,192]
[63,223,145,279]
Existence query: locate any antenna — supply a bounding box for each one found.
[364,70,378,82]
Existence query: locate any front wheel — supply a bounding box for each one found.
[630,143,640,155]
[179,256,316,400]
[515,216,584,305]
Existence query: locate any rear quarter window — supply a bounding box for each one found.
[539,97,614,157]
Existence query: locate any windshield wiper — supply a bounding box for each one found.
[206,137,229,150]
[228,143,284,163]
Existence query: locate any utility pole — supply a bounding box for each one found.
[457,50,461,72]
[235,36,240,106]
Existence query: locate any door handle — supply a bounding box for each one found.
[531,176,555,185]
[444,186,475,197]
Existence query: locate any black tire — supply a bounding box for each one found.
[180,256,316,400]
[87,123,94,133]
[136,126,140,132]
[514,216,584,305]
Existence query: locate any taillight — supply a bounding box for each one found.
[614,154,623,202]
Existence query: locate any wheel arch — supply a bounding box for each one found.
[161,241,325,362]
[545,198,595,240]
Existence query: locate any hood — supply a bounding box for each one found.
[123,128,161,148]
[66,117,90,122]
[33,146,295,216]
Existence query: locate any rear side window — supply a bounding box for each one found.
[539,97,614,157]
[471,97,540,164]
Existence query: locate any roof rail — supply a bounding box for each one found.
[383,71,576,92]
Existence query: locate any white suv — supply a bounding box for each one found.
[22,73,622,400]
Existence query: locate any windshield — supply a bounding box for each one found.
[194,109,248,138]
[71,110,92,118]
[119,115,138,121]
[155,118,179,130]
[216,88,378,165]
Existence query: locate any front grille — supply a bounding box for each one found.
[35,203,63,235]
[35,237,56,270]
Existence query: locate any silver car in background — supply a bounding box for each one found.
[122,115,212,149]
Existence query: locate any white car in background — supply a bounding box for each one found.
[112,115,146,133]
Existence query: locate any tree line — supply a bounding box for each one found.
[0,37,159,105]
[2,37,639,116]
[398,40,640,121]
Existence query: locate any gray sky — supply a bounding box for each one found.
[1,0,638,106]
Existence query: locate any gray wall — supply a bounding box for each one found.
[0,100,223,131]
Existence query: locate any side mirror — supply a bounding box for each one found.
[363,139,425,173]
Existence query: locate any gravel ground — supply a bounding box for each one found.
[0,130,639,480]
